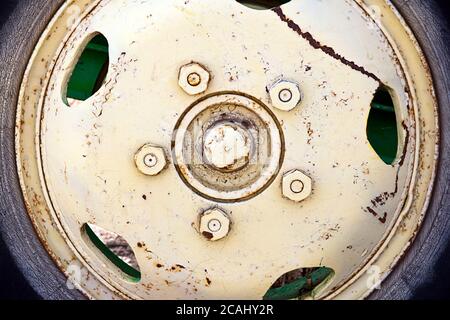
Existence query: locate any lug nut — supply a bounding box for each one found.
[199,208,230,241]
[282,169,312,202]
[269,79,302,111]
[178,62,210,95]
[135,144,167,176]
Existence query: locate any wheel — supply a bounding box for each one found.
[0,0,448,300]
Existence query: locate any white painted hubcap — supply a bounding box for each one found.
[15,0,439,300]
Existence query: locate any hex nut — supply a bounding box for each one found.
[199,208,231,241]
[178,62,211,95]
[135,144,167,176]
[269,79,302,111]
[282,169,312,202]
[203,123,251,171]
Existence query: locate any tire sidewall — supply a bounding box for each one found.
[370,0,450,299]
[0,0,85,300]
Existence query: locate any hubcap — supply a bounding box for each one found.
[15,0,439,300]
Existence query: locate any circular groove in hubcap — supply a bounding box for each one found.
[173,92,285,202]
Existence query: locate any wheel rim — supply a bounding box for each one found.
[16,0,439,299]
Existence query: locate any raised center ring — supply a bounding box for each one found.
[173,92,284,202]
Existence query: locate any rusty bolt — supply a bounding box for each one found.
[282,169,312,202]
[135,144,167,176]
[199,208,231,241]
[178,62,210,95]
[269,79,302,111]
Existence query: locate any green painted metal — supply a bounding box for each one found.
[237,0,291,10]
[263,267,334,300]
[66,34,109,102]
[367,89,398,165]
[85,224,141,282]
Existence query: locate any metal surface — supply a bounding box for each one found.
[15,0,439,300]
[65,33,109,102]
[263,267,334,300]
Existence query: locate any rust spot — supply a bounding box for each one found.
[242,119,252,129]
[378,212,387,224]
[202,231,214,240]
[398,121,410,166]
[306,122,314,144]
[272,7,380,83]
[367,161,404,223]
[366,207,387,224]
[205,277,212,286]
[370,192,392,207]
[321,232,332,240]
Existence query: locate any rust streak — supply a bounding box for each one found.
[366,207,387,224]
[272,7,381,83]
[398,121,410,166]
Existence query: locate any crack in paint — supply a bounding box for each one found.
[364,120,410,224]
[272,7,381,83]
[398,121,410,166]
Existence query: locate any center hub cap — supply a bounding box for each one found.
[203,122,251,172]
[173,92,284,202]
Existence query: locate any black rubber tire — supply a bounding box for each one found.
[0,0,448,300]
[0,0,85,300]
[369,0,450,300]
